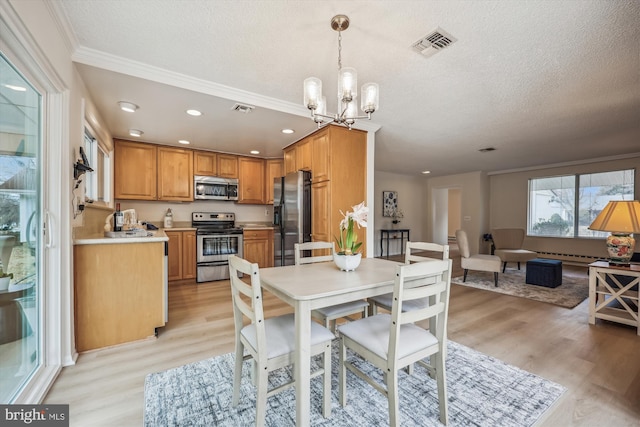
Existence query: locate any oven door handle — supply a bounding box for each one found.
[197,260,229,267]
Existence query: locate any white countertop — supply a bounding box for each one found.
[74,229,169,245]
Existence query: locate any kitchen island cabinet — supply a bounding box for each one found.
[166,229,196,282]
[73,237,167,352]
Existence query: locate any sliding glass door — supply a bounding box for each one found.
[0,52,42,403]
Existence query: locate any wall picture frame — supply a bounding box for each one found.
[382,191,397,217]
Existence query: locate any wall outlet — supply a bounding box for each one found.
[265,209,270,217]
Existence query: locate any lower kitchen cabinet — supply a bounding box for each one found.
[74,241,165,352]
[166,230,197,282]
[243,228,274,268]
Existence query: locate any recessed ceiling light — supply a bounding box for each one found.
[282,129,294,134]
[118,101,138,113]
[186,109,202,116]
[4,84,26,92]
[129,129,143,137]
[178,140,190,145]
[250,150,260,155]
[421,170,431,174]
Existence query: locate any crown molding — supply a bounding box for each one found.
[488,152,640,176]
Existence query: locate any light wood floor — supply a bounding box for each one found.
[44,252,640,426]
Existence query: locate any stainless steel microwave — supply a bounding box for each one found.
[194,176,239,201]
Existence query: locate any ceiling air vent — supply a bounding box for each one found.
[231,103,255,113]
[411,27,457,58]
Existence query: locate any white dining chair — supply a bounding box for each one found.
[228,255,335,426]
[294,241,370,333]
[338,259,453,426]
[370,241,449,314]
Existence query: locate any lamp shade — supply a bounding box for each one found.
[588,200,640,233]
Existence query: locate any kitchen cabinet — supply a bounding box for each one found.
[114,140,193,201]
[74,241,165,352]
[296,139,312,171]
[238,157,265,204]
[166,230,197,282]
[288,125,367,255]
[157,146,194,201]
[283,146,296,175]
[243,228,274,268]
[194,151,217,176]
[218,154,239,178]
[265,159,283,204]
[114,139,157,200]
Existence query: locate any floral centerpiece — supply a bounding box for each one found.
[334,202,368,271]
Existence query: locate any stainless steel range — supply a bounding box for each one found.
[192,212,243,282]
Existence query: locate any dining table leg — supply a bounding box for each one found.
[295,300,312,427]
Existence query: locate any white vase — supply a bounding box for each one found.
[0,276,10,291]
[333,253,362,271]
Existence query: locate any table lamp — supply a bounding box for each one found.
[588,200,640,264]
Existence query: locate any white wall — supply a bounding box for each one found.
[426,171,490,255]
[489,155,640,258]
[373,171,426,256]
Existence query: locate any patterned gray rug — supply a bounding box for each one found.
[144,341,565,426]
[452,268,588,308]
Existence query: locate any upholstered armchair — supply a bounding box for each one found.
[455,230,502,286]
[491,228,537,273]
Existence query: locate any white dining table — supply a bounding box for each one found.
[259,257,401,427]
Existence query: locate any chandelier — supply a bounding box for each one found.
[303,15,379,129]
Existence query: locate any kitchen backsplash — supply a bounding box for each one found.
[115,200,272,226]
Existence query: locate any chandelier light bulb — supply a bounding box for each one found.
[304,77,322,110]
[361,82,379,114]
[338,67,357,103]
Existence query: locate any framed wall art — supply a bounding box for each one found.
[382,191,397,217]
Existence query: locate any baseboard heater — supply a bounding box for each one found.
[535,251,600,266]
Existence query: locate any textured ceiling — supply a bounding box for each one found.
[57,0,640,176]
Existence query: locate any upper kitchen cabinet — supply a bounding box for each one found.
[238,157,265,204]
[265,159,283,205]
[158,146,194,201]
[218,154,239,178]
[283,146,296,175]
[114,139,157,200]
[193,151,217,176]
[114,139,193,201]
[296,139,312,171]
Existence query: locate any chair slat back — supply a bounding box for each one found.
[295,241,334,265]
[388,259,452,363]
[228,255,267,356]
[405,241,450,264]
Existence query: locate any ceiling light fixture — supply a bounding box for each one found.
[178,140,190,145]
[281,129,294,134]
[118,101,138,113]
[250,150,260,155]
[303,15,379,129]
[186,109,202,116]
[421,170,431,174]
[129,129,143,137]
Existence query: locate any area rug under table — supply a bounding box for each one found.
[452,268,588,309]
[144,341,565,426]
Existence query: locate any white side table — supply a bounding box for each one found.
[588,261,640,335]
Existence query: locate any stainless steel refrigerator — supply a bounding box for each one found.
[273,170,312,266]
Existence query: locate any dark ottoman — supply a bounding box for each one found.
[525,258,562,288]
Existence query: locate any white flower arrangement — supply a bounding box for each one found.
[335,202,368,255]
